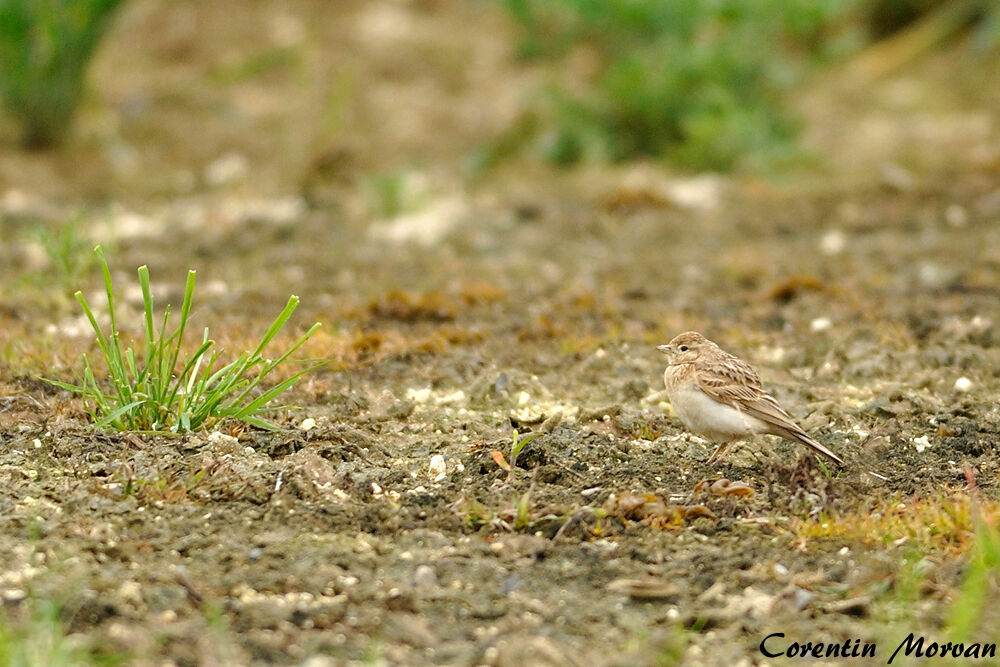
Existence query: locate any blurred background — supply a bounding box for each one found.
[0,0,997,206]
[2,4,1000,663]
[1,0,1000,351]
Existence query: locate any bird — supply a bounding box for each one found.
[657,331,845,466]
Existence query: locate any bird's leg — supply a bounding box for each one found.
[707,439,738,464]
[706,442,725,464]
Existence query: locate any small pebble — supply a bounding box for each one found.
[954,377,972,392]
[793,588,814,611]
[299,417,316,431]
[810,317,832,332]
[945,204,967,228]
[500,574,519,594]
[428,454,446,477]
[204,152,249,187]
[819,229,846,256]
[414,565,437,589]
[2,589,27,603]
[912,436,931,453]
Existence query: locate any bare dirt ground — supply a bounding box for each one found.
[1,1,1000,665]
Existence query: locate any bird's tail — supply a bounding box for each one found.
[779,426,846,466]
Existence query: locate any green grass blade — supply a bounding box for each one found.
[229,361,324,418]
[138,265,155,367]
[154,305,173,399]
[165,337,215,414]
[95,245,117,337]
[249,295,300,358]
[166,270,197,381]
[229,322,321,407]
[42,378,86,393]
[239,414,278,430]
[93,399,146,430]
[74,290,110,353]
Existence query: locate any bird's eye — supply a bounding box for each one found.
[679,345,688,352]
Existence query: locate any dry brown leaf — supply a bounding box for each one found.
[606,578,681,600]
[710,479,755,498]
[490,450,511,472]
[694,478,755,498]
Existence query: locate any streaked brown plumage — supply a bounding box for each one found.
[657,332,845,466]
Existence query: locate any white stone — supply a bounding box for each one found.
[819,229,846,256]
[406,387,432,404]
[205,152,249,187]
[945,204,968,228]
[810,317,832,332]
[428,454,446,477]
[954,377,973,392]
[414,564,437,589]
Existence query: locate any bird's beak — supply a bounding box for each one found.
[656,344,671,354]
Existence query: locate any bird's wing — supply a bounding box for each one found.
[696,353,845,466]
[695,354,797,428]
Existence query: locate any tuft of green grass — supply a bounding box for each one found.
[509,429,540,470]
[33,215,98,294]
[0,598,115,667]
[361,169,425,220]
[208,46,301,84]
[0,0,126,148]
[46,246,322,432]
[513,488,532,531]
[496,0,862,171]
[947,507,1000,641]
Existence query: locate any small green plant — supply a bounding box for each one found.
[47,246,322,432]
[33,215,97,293]
[0,598,102,666]
[0,0,126,147]
[509,429,540,469]
[815,455,832,479]
[462,498,491,530]
[497,0,862,171]
[947,509,1000,641]
[513,488,532,531]
[361,169,425,220]
[489,430,541,476]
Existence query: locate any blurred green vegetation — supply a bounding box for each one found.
[0,0,125,148]
[0,597,120,666]
[492,0,999,172]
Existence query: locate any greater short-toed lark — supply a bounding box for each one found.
[657,331,844,466]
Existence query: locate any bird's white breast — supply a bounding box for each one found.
[666,384,769,440]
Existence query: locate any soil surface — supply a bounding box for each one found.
[2,1,1000,665]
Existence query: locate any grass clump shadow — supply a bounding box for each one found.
[46,246,322,433]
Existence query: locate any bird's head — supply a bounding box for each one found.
[656,331,709,365]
